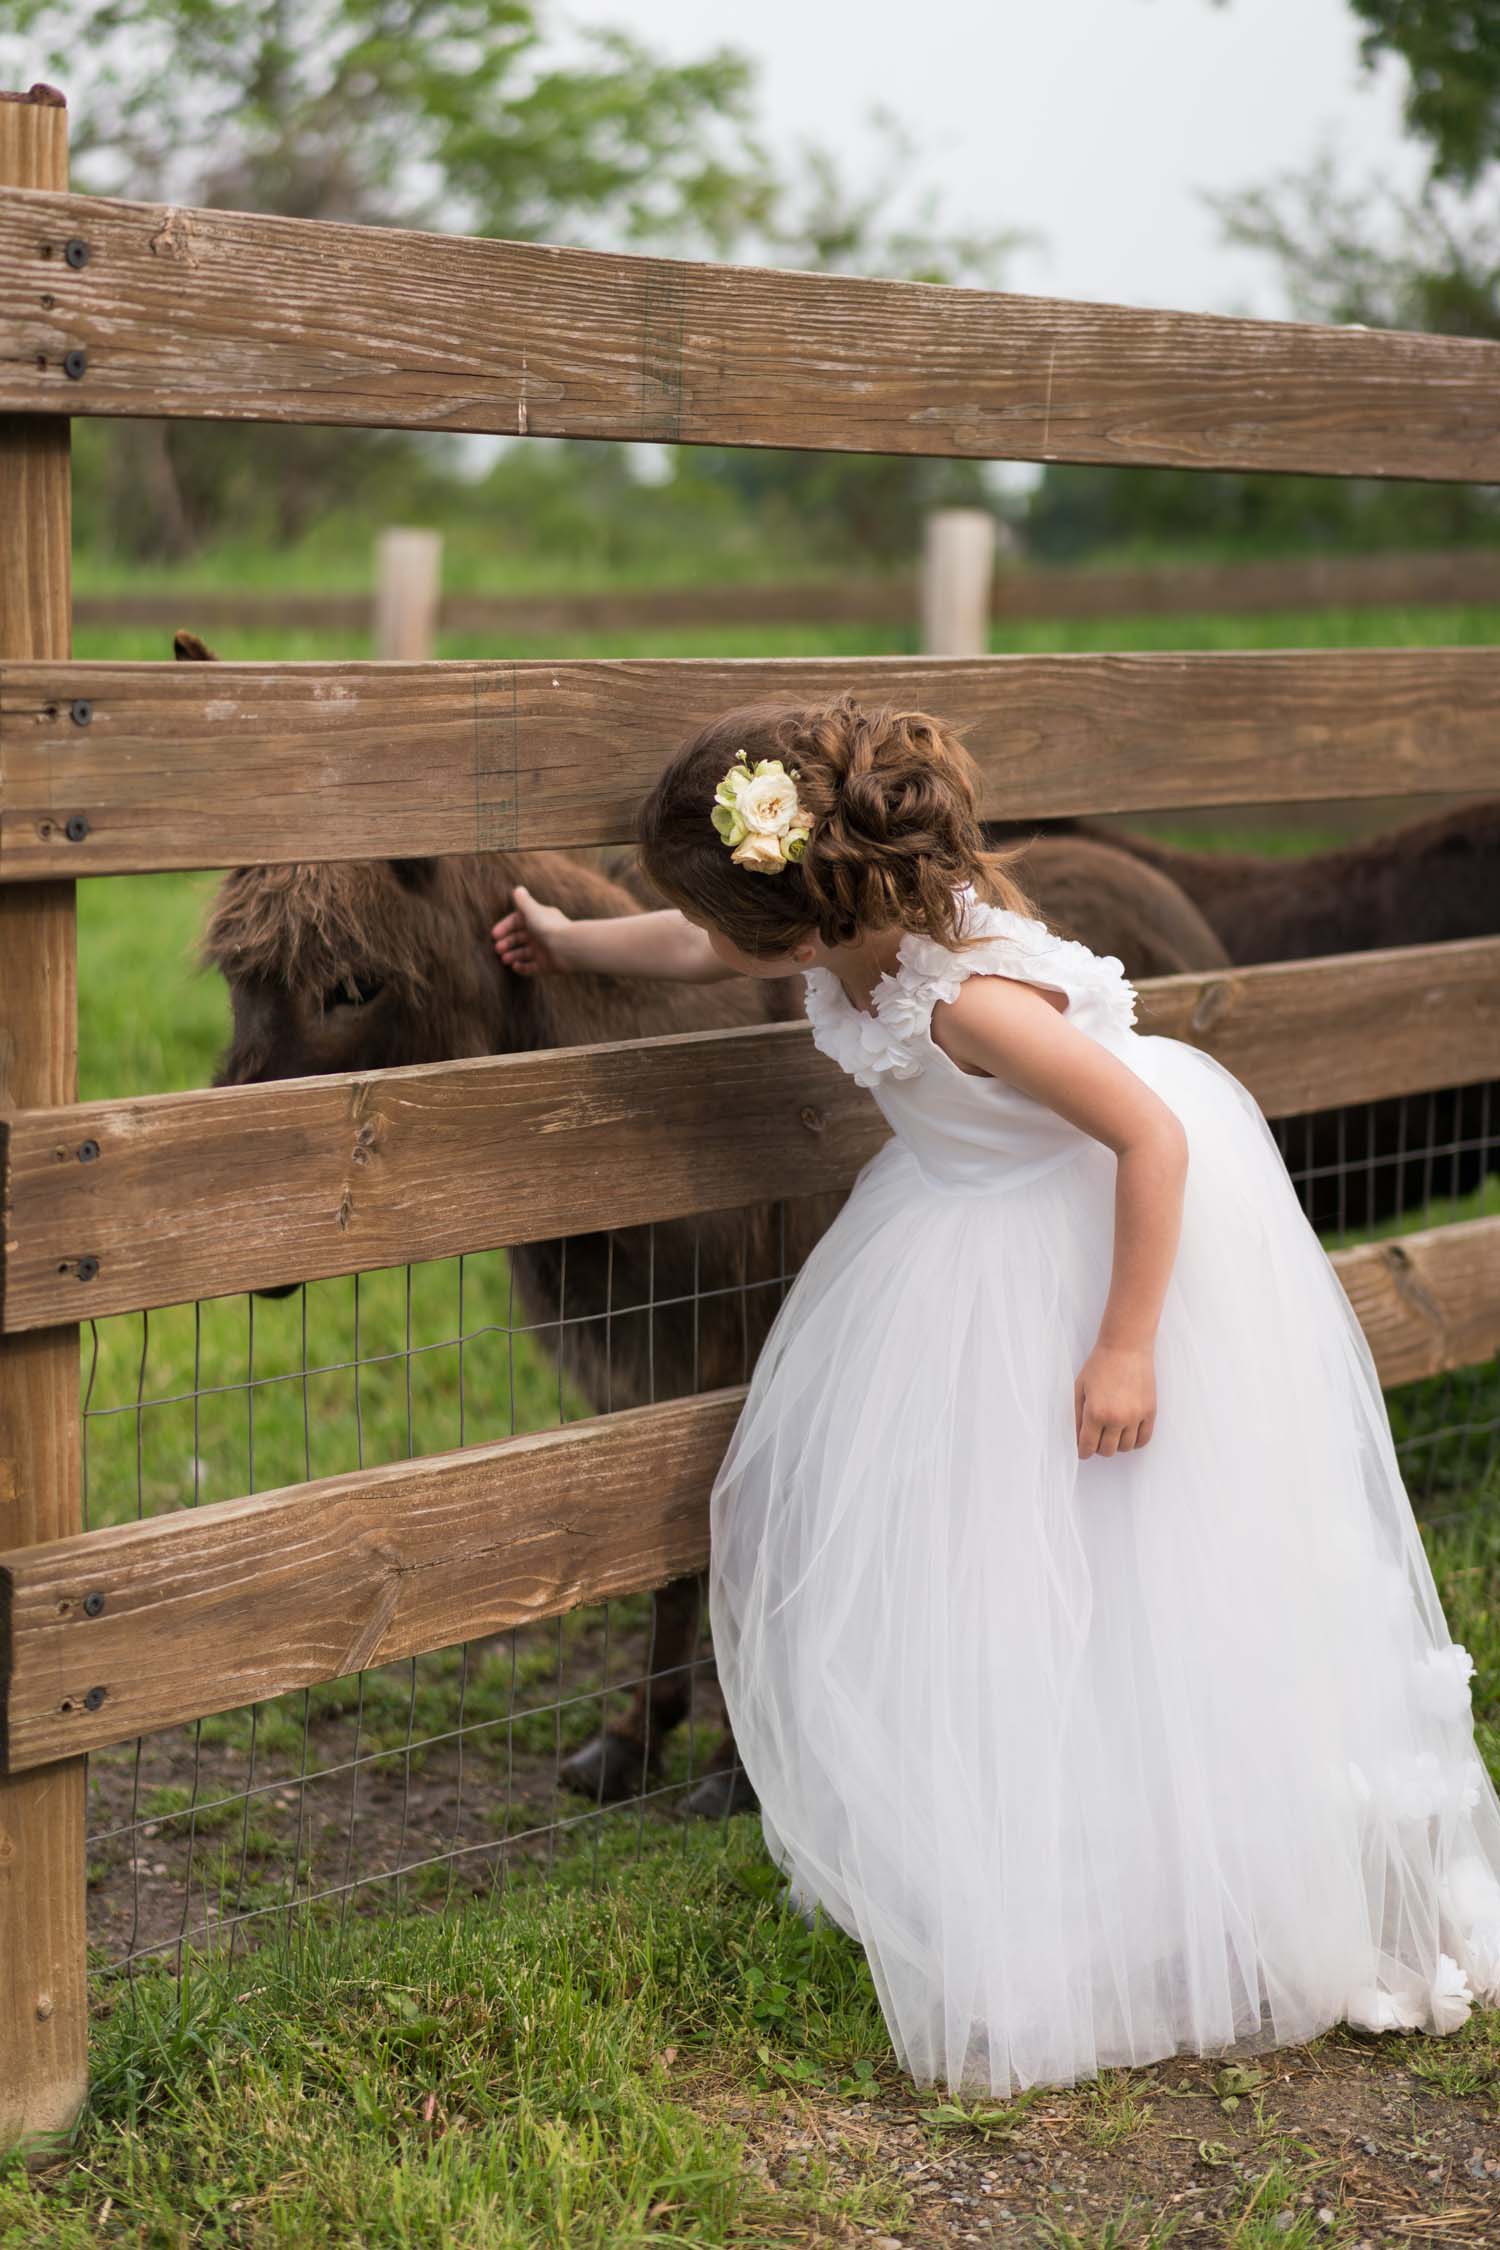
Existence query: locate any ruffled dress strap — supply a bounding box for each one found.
[930,889,1140,1044]
[801,887,1139,1089]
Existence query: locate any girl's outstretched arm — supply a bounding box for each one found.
[491,885,740,982]
[935,975,1189,1462]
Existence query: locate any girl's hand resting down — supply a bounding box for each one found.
[491,885,574,975]
[1074,1339,1156,1459]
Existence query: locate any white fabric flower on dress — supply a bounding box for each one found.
[1370,1750,1482,1823]
[1416,1644,1476,1722]
[1346,1984,1423,2033]
[1443,1853,1500,1925]
[1461,1921,1500,2003]
[1441,1856,1500,2004]
[1429,1953,1473,2033]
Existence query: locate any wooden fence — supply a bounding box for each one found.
[2,84,1500,2141]
[71,545,1500,650]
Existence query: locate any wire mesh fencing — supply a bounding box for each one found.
[80,1081,1500,1980]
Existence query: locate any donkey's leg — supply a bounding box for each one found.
[558,1570,705,1802]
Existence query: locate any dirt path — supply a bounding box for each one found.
[686,2030,1500,2246]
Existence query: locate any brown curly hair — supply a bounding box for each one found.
[636,694,1037,959]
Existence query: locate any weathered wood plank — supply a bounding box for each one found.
[5,650,1500,877]
[3,1209,1497,1774]
[0,1390,744,1774]
[1335,1213,1500,1388]
[4,187,1500,477]
[0,80,87,2153]
[3,938,1497,1333]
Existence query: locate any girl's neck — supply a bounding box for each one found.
[821,927,907,1019]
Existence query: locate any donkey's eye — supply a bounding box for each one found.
[321,974,385,1013]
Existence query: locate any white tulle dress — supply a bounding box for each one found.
[706,883,1500,2095]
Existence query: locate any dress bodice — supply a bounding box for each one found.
[801,885,1141,1192]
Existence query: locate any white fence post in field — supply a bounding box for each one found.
[920,509,997,656]
[374,529,443,660]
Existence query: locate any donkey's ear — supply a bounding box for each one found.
[388,858,439,893]
[173,630,218,662]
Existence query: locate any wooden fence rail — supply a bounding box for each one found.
[3,937,1499,1333]
[4,649,1500,877]
[6,186,1500,478]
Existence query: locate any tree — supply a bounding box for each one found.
[1347,1,1500,188]
[1,0,777,554]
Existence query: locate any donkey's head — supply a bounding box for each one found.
[200,850,509,1084]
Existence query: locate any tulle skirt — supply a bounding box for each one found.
[707,1031,1500,2094]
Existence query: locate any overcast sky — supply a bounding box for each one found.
[584,0,1418,320]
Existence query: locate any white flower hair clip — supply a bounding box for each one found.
[711,748,812,875]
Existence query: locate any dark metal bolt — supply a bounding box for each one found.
[75,1255,99,1283]
[69,698,92,725]
[83,1685,107,1712]
[83,1591,105,1618]
[65,814,90,843]
[62,347,87,380]
[77,1139,99,1163]
[63,237,89,270]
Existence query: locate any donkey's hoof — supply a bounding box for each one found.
[679,1765,759,1821]
[559,1731,654,1804]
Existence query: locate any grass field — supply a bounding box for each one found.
[4,593,1495,2244]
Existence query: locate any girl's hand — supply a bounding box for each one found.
[491,884,574,975]
[1074,1341,1156,1460]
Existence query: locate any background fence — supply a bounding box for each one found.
[70,537,1500,657]
[2,81,1499,2147]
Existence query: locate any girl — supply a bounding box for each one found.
[492,693,1500,2095]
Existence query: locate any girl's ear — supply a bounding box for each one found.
[789,939,819,967]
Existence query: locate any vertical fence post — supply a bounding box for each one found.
[919,508,997,656]
[0,84,88,2148]
[373,527,443,660]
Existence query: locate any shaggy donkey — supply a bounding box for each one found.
[185,635,1228,1818]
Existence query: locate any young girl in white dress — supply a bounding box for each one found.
[492,692,1500,2096]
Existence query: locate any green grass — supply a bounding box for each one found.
[0,1826,911,2248]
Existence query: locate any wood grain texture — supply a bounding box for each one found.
[1335,1214,1500,1387]
[4,186,1500,477]
[5,650,1500,877]
[0,82,87,2152]
[3,938,1497,1333]
[4,1207,1497,1774]
[0,1390,744,1773]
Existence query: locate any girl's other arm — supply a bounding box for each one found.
[936,977,1189,1459]
[492,885,739,982]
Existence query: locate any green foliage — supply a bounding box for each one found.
[1350,0,1500,188]
[1024,455,1500,565]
